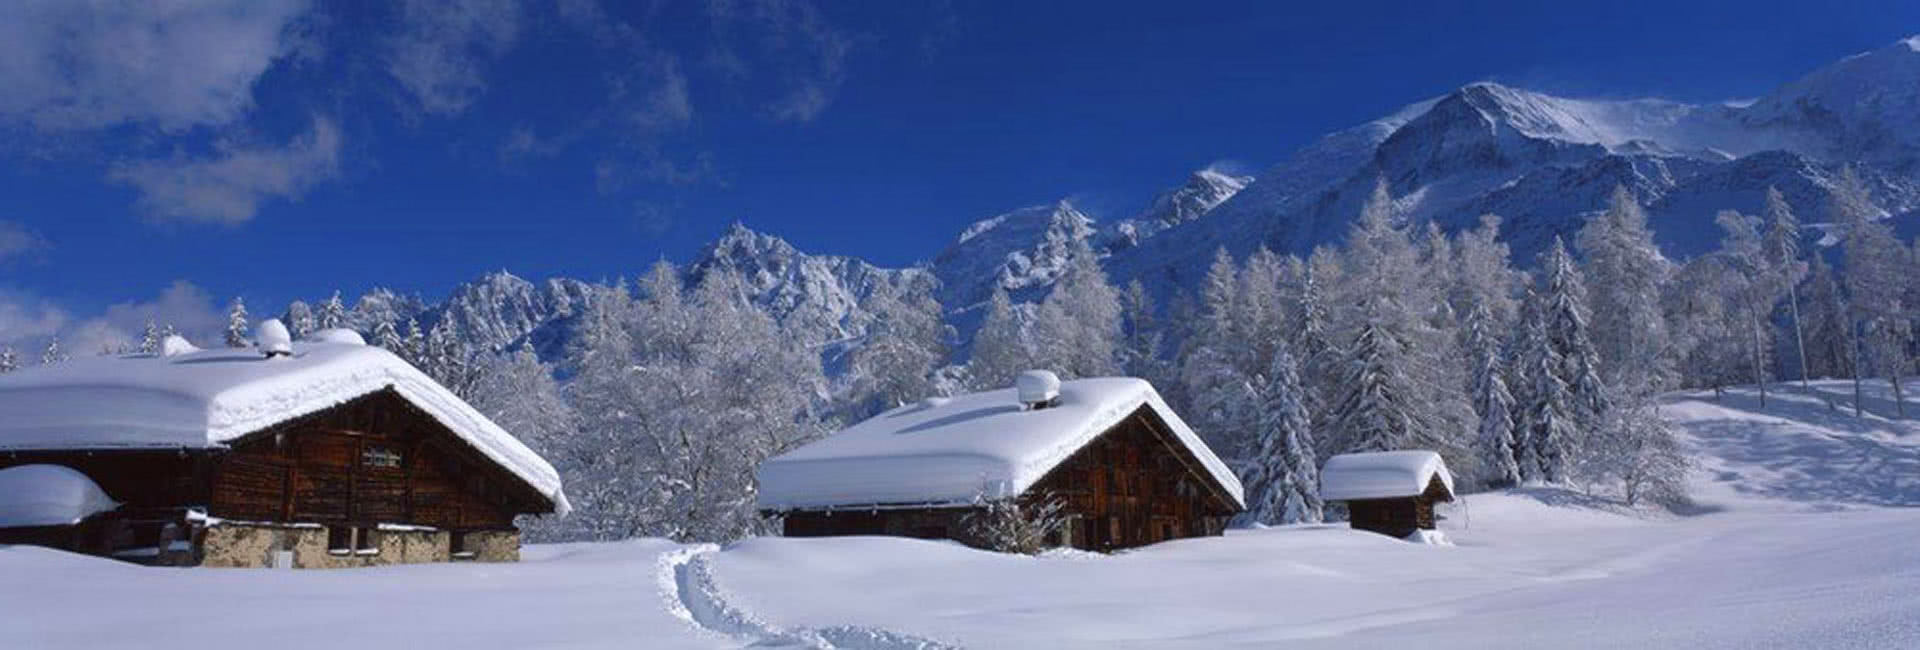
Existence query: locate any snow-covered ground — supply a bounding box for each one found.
[4,380,1918,649]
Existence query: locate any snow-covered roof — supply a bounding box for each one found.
[0,341,569,516]
[0,464,119,528]
[1319,451,1454,502]
[757,377,1243,511]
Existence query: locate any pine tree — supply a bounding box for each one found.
[968,287,1032,390]
[1029,238,1122,379]
[847,281,947,414]
[402,318,427,367]
[372,319,404,353]
[1802,255,1853,381]
[1762,187,1810,387]
[1467,302,1521,488]
[1511,300,1575,483]
[1235,345,1323,526]
[42,336,66,365]
[0,346,17,373]
[285,301,315,340]
[1833,166,1908,417]
[1329,311,1418,453]
[317,291,348,330]
[1712,210,1775,406]
[139,318,163,355]
[1577,185,1673,397]
[225,297,251,348]
[1182,248,1261,456]
[1119,279,1164,381]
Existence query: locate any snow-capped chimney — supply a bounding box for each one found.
[159,335,199,357]
[1016,370,1061,410]
[257,319,293,358]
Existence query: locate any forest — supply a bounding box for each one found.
[5,172,1913,546]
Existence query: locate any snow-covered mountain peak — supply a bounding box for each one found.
[953,200,1091,247]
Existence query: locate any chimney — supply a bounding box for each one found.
[1016,370,1061,410]
[256,319,294,358]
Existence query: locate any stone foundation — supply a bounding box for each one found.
[198,522,496,569]
[461,530,520,563]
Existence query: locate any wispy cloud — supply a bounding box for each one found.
[0,221,49,264]
[0,281,226,355]
[110,118,343,224]
[706,0,852,124]
[384,0,523,116]
[0,0,311,132]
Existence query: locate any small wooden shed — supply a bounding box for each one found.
[1320,450,1454,539]
[757,371,1244,552]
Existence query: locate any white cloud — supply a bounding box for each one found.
[0,0,311,132]
[0,221,48,263]
[109,118,342,224]
[716,0,851,124]
[384,0,523,116]
[0,282,225,357]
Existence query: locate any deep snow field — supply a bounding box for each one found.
[4,380,1918,649]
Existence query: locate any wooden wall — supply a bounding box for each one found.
[208,389,538,531]
[780,404,1241,552]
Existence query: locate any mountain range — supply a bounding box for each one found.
[312,35,1920,383]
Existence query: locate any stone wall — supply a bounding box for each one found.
[464,530,519,562]
[198,523,468,569]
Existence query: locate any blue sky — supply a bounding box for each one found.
[0,0,1916,351]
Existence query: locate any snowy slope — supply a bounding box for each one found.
[0,540,717,650]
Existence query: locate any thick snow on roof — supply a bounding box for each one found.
[0,464,118,528]
[757,377,1243,511]
[1320,451,1454,502]
[0,342,568,516]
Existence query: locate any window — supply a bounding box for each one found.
[327,526,353,555]
[361,446,402,469]
[354,528,379,556]
[450,531,474,560]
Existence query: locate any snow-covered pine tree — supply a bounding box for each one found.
[1467,302,1522,488]
[968,287,1033,391]
[0,346,16,373]
[1181,248,1261,457]
[1452,214,1522,330]
[402,318,427,367]
[1802,255,1853,381]
[1538,237,1609,435]
[284,301,315,340]
[1119,279,1165,381]
[1577,185,1674,398]
[1833,166,1909,417]
[1235,344,1323,526]
[42,336,66,365]
[847,280,947,415]
[371,319,403,353]
[1030,237,1122,379]
[1711,210,1778,406]
[1328,307,1420,454]
[1762,187,1810,387]
[139,318,163,355]
[317,291,348,330]
[225,297,250,348]
[1511,297,1575,483]
[424,318,477,399]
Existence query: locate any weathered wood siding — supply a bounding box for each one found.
[1341,474,1453,539]
[208,389,533,531]
[780,404,1240,552]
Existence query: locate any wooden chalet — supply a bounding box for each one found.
[1320,450,1455,539]
[757,371,1244,552]
[0,326,568,568]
